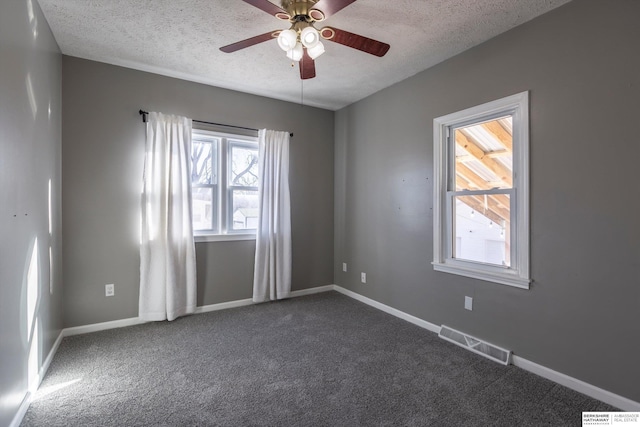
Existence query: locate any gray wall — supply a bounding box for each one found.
[335,0,640,403]
[0,1,63,425]
[62,57,334,327]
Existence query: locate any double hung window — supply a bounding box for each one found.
[191,128,259,241]
[433,92,530,288]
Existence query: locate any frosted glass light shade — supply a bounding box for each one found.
[307,41,325,59]
[300,26,320,48]
[277,29,298,52]
[286,42,303,61]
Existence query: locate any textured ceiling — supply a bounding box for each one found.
[37,0,571,110]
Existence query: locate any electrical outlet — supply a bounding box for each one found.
[361,272,366,284]
[342,263,347,272]
[105,283,115,297]
[465,296,473,311]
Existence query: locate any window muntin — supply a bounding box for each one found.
[191,129,258,240]
[433,91,529,288]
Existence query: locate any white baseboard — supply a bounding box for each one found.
[10,329,65,427]
[334,285,640,411]
[195,298,254,314]
[512,355,640,411]
[64,299,258,333]
[9,391,32,427]
[63,316,146,337]
[333,285,441,334]
[37,331,64,390]
[195,285,335,313]
[290,284,336,298]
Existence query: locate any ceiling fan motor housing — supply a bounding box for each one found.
[281,0,324,22]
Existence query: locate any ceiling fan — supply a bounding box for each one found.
[220,0,390,79]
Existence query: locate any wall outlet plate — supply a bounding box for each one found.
[342,262,347,272]
[465,296,473,311]
[361,272,366,283]
[105,283,115,297]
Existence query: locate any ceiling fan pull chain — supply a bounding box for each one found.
[300,72,304,107]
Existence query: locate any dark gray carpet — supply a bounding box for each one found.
[22,291,615,426]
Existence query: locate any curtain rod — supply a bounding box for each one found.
[139,110,293,138]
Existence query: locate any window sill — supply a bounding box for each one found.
[195,233,256,243]
[433,262,530,289]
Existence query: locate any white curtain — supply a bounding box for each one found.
[253,129,292,303]
[140,112,197,321]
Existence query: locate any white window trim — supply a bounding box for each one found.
[192,128,258,242]
[433,91,530,289]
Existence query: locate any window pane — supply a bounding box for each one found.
[192,187,216,232]
[191,140,217,185]
[454,117,512,191]
[453,195,510,267]
[230,144,259,187]
[231,189,259,230]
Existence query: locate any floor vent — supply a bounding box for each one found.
[438,325,511,365]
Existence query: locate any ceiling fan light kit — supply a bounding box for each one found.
[285,42,304,61]
[278,25,322,62]
[277,28,298,51]
[307,41,325,60]
[300,26,320,48]
[220,0,390,79]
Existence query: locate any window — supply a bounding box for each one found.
[228,141,259,231]
[191,128,259,242]
[433,91,530,288]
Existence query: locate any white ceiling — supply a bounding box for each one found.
[37,0,571,110]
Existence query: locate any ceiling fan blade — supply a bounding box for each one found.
[220,31,279,53]
[241,0,290,19]
[312,0,357,19]
[320,26,390,57]
[299,50,316,79]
